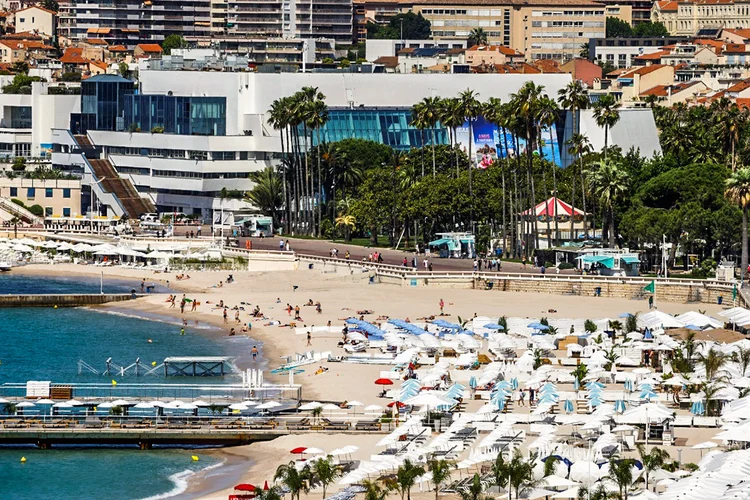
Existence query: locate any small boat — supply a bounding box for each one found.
[0,262,12,272]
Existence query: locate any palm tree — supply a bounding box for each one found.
[267,98,291,233]
[416,96,442,177]
[467,27,488,46]
[307,97,329,237]
[588,159,629,248]
[559,81,589,241]
[9,215,19,239]
[607,457,636,500]
[411,100,428,177]
[257,485,284,500]
[698,349,729,381]
[733,346,750,376]
[637,445,670,491]
[576,484,614,500]
[567,134,593,241]
[274,461,311,500]
[457,473,483,500]
[536,96,560,245]
[507,451,543,499]
[362,479,390,500]
[390,459,425,500]
[700,381,725,416]
[592,93,621,162]
[245,167,283,228]
[428,459,454,500]
[438,97,464,176]
[571,362,588,383]
[458,88,481,229]
[311,456,340,498]
[725,167,750,285]
[335,214,356,241]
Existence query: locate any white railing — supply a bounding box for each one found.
[0,197,40,224]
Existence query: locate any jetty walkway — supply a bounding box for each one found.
[0,415,390,448]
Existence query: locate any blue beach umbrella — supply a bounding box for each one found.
[640,389,658,401]
[623,379,634,392]
[691,401,705,415]
[573,377,580,391]
[563,400,575,413]
[538,393,559,405]
[618,313,633,318]
[511,378,519,390]
[644,329,654,340]
[469,376,478,389]
[586,381,605,390]
[614,400,627,413]
[483,323,505,330]
[527,322,550,331]
[496,397,506,411]
[588,396,603,408]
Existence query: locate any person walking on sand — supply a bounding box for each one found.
[235,310,241,323]
[251,345,259,361]
[180,297,186,314]
[439,298,444,315]
[519,389,526,406]
[223,308,228,324]
[191,299,197,312]
[307,330,312,346]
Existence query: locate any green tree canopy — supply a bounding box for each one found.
[367,12,431,39]
[161,34,188,55]
[606,17,633,37]
[634,21,669,37]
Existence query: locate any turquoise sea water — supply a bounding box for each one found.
[0,276,252,499]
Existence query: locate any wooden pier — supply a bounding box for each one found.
[163,357,231,377]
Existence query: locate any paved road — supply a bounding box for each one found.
[239,235,577,275]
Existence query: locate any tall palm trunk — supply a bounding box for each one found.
[581,162,589,240]
[570,157,576,243]
[468,119,474,231]
[278,126,288,234]
[316,128,323,237]
[527,124,539,252]
[419,128,425,177]
[294,132,303,235]
[501,165,507,257]
[453,126,460,178]
[542,167,552,249]
[431,126,437,177]
[301,123,311,235]
[604,126,609,163]
[742,206,748,284]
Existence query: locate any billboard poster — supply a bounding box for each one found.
[455,116,562,168]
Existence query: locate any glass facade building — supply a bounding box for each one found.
[123,95,226,136]
[312,108,448,151]
[80,75,135,133]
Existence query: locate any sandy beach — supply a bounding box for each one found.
[11,263,729,499]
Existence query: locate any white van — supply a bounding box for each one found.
[140,213,159,222]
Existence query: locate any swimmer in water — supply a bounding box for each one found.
[180,328,185,335]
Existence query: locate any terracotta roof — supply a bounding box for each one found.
[726,79,750,93]
[725,43,750,53]
[640,81,701,97]
[0,39,53,50]
[723,28,750,41]
[736,98,750,109]
[373,55,398,67]
[108,45,128,52]
[14,5,56,14]
[446,47,465,55]
[493,62,541,74]
[633,50,669,61]
[4,31,42,40]
[533,59,563,72]
[606,67,631,77]
[135,43,162,53]
[85,38,108,46]
[89,60,108,70]
[620,64,670,78]
[60,47,87,64]
[87,28,111,34]
[397,47,415,54]
[425,63,450,72]
[655,0,678,9]
[467,44,523,56]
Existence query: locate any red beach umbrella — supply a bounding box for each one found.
[290,446,308,454]
[235,484,257,492]
[374,378,394,386]
[386,401,406,408]
[263,481,269,491]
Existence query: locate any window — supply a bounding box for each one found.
[63,188,71,198]
[63,207,71,217]
[27,187,35,198]
[45,188,53,198]
[45,207,52,216]
[9,187,17,196]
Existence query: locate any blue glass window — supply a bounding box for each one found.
[26,187,35,198]
[9,187,17,196]
[63,188,71,199]
[63,207,71,217]
[45,188,53,198]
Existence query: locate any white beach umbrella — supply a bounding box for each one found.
[179,403,198,410]
[305,447,324,455]
[66,399,83,406]
[36,399,55,405]
[299,401,324,410]
[364,404,384,413]
[111,399,131,406]
[228,403,249,410]
[133,402,155,409]
[692,441,718,450]
[97,402,114,409]
[192,400,210,407]
[347,401,364,407]
[16,402,36,408]
[256,401,281,410]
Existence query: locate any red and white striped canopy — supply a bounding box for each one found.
[520,197,587,217]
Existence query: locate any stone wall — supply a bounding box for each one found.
[0,294,138,307]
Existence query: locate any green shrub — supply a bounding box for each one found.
[10,198,24,207]
[544,261,555,268]
[28,204,44,216]
[584,319,597,333]
[558,262,575,270]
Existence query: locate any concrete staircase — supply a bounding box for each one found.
[0,197,40,224]
[88,158,155,219]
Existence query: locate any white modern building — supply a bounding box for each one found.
[0,69,655,222]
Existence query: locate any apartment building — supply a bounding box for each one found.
[405,0,622,62]
[652,0,750,37]
[59,0,212,47]
[216,0,353,44]
[0,178,82,217]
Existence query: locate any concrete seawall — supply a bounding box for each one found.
[0,294,140,308]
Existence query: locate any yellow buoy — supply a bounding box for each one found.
[54,305,58,309]
[191,455,199,461]
[151,361,157,367]
[20,457,26,463]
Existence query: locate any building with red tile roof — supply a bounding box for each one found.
[134,44,162,58]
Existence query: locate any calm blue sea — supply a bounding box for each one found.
[0,276,252,499]
[0,272,164,294]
